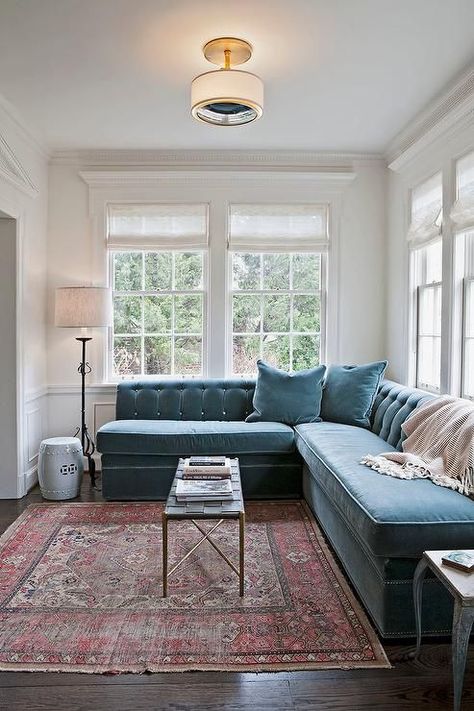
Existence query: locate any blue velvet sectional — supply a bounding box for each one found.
[97,378,474,638]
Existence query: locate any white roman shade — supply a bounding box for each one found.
[451,150,474,231]
[407,173,443,248]
[228,204,329,252]
[107,204,209,249]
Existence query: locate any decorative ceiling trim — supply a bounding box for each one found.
[53,149,384,169]
[386,64,474,172]
[0,133,38,197]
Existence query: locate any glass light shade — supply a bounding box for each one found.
[55,287,112,328]
[191,69,263,125]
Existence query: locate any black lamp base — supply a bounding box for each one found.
[75,337,97,487]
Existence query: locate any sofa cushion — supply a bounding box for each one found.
[246,360,326,425]
[295,421,474,557]
[321,361,387,428]
[97,419,295,456]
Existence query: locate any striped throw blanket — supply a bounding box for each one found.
[361,396,474,497]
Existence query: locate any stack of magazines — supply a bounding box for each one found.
[176,456,233,502]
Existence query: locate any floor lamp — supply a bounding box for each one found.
[55,286,112,487]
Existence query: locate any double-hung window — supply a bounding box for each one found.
[408,173,443,392]
[228,204,328,376]
[107,204,208,379]
[451,150,474,400]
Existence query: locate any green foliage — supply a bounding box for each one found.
[232,294,261,333]
[263,254,290,290]
[175,294,202,334]
[113,336,141,374]
[293,295,320,332]
[293,335,320,371]
[145,336,171,375]
[263,294,290,332]
[232,335,260,374]
[175,253,203,290]
[232,253,261,290]
[114,295,141,334]
[292,254,320,290]
[114,253,142,291]
[175,336,202,374]
[143,295,172,333]
[263,334,290,370]
[145,252,172,291]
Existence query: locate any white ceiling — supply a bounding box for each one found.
[0,0,473,152]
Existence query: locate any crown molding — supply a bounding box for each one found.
[0,93,49,161]
[386,64,474,172]
[52,148,384,169]
[0,132,39,197]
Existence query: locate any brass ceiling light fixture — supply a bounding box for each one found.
[191,37,264,126]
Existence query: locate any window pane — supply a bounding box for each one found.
[113,336,141,375]
[144,336,171,375]
[263,254,290,290]
[174,294,202,334]
[143,295,172,333]
[417,336,440,391]
[113,252,142,291]
[293,294,320,332]
[425,240,442,283]
[263,294,290,332]
[175,252,203,290]
[292,254,320,290]
[463,338,474,398]
[144,252,172,291]
[174,336,202,375]
[114,295,142,334]
[292,335,320,370]
[465,280,474,338]
[233,335,260,374]
[418,285,441,336]
[263,334,290,370]
[233,294,261,333]
[232,253,261,290]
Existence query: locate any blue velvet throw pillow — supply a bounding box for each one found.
[320,360,388,429]
[245,360,326,426]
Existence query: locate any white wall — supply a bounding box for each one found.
[45,158,388,445]
[0,101,49,497]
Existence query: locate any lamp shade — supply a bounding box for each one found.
[191,69,263,125]
[55,287,112,328]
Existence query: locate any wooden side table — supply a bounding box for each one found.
[414,550,474,711]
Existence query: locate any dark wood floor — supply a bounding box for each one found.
[0,480,472,711]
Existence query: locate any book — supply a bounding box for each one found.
[187,456,227,466]
[441,551,474,573]
[175,478,233,502]
[182,457,232,479]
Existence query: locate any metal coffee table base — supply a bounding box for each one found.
[162,511,245,598]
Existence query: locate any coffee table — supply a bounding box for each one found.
[162,458,245,598]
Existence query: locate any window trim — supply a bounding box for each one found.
[107,248,209,381]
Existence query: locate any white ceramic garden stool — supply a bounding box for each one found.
[38,437,84,500]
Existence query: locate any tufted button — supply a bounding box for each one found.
[223,411,226,415]
[179,411,183,416]
[134,411,138,416]
[157,412,161,416]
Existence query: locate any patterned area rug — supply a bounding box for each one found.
[0,501,389,672]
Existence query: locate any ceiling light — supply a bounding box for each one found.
[191,37,263,126]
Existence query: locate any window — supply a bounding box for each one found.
[408,173,443,392]
[228,204,328,375]
[414,240,443,392]
[107,204,208,378]
[452,150,474,399]
[231,252,323,374]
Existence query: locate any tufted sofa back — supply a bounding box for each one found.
[116,378,434,448]
[116,379,256,422]
[371,379,434,450]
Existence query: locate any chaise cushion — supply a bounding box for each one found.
[97,419,295,456]
[295,421,474,557]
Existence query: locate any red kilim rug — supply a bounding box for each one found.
[0,501,389,673]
